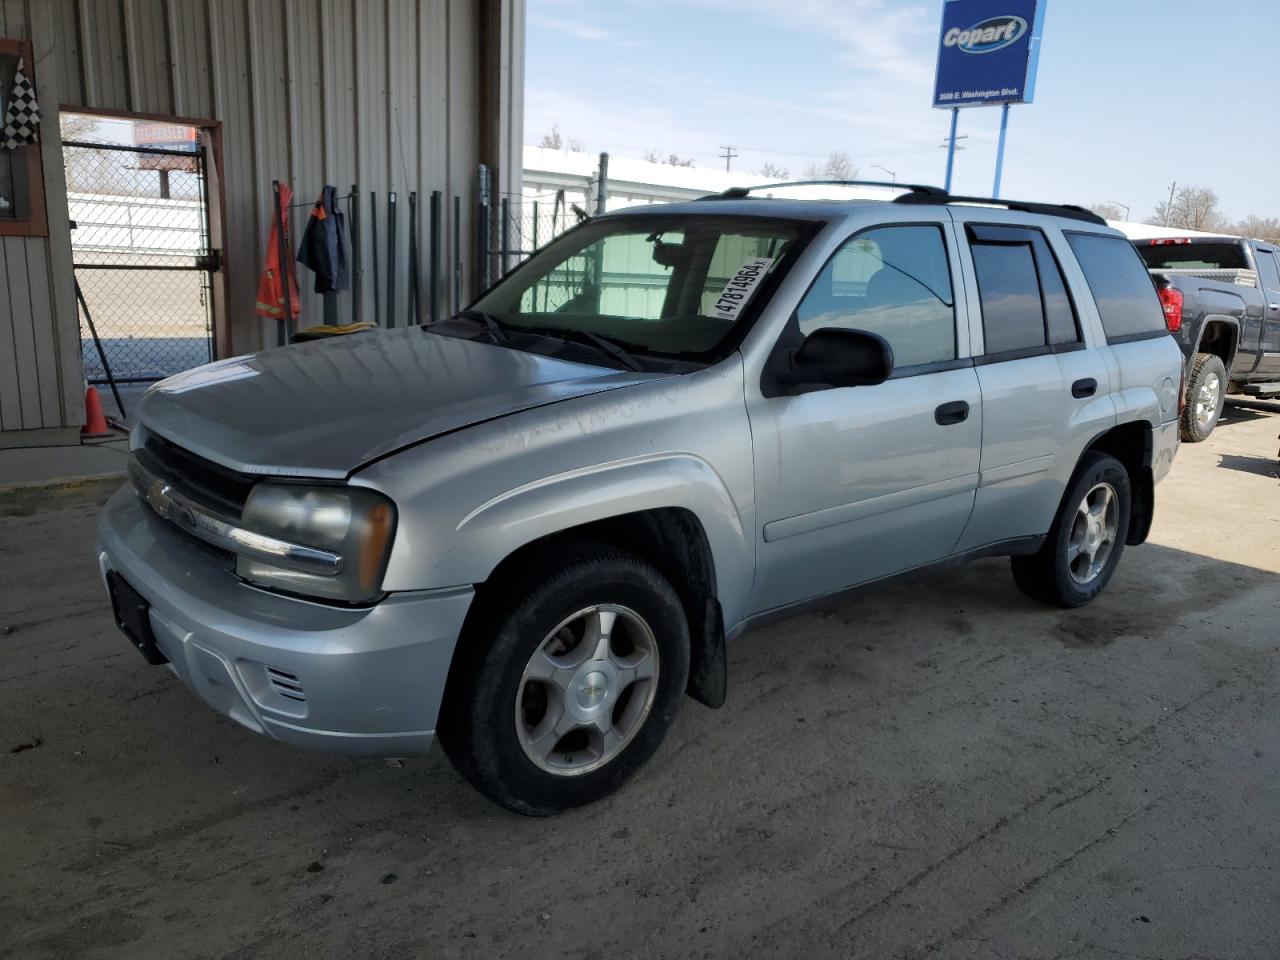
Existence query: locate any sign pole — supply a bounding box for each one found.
[944,108,959,193]
[992,103,1010,198]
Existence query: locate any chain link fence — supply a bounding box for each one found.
[65,141,215,382]
[486,192,589,286]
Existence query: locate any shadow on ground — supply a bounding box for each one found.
[2,482,1279,960]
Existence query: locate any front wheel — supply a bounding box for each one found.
[1011,452,1131,608]
[1181,352,1227,442]
[438,544,689,816]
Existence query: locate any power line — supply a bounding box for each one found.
[719,145,739,172]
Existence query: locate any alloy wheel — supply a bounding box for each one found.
[515,605,659,776]
[1066,482,1119,585]
[1195,371,1221,429]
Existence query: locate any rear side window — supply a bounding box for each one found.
[1067,233,1167,341]
[968,224,1080,356]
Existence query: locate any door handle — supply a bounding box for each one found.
[934,400,969,425]
[1071,378,1098,399]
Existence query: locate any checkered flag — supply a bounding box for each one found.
[2,58,41,152]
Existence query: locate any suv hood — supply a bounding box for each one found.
[137,327,665,477]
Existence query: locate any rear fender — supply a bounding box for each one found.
[1192,314,1241,370]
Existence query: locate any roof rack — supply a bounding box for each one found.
[700,179,948,200]
[892,192,1108,226]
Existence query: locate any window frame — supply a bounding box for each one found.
[1063,229,1171,346]
[0,37,47,238]
[965,222,1084,366]
[786,220,967,381]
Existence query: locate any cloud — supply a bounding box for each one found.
[533,15,641,47]
[690,0,938,87]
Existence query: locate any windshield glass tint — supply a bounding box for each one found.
[472,215,808,358]
[1137,242,1249,270]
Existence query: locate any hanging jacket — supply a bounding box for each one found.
[256,182,302,322]
[297,185,350,294]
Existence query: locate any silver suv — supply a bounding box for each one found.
[97,186,1183,815]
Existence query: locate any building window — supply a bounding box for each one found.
[0,38,47,237]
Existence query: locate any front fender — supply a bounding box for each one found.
[454,453,753,622]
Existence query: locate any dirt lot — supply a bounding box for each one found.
[2,404,1278,960]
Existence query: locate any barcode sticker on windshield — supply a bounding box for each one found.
[709,256,776,321]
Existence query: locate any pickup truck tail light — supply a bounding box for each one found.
[1157,285,1183,332]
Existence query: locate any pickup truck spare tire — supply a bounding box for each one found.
[1011,451,1131,608]
[1181,352,1227,442]
[438,543,690,816]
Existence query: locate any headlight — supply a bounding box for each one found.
[236,484,396,603]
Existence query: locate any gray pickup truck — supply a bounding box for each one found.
[1137,236,1280,441]
[98,186,1182,814]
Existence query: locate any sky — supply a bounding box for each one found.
[524,0,1279,223]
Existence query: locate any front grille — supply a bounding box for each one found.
[134,432,257,520]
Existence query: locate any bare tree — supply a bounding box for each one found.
[757,162,790,180]
[802,151,858,181]
[1232,215,1280,244]
[641,149,694,167]
[566,137,584,153]
[1150,185,1226,231]
[538,126,564,150]
[1089,202,1126,221]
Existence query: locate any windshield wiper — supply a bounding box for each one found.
[455,309,511,345]
[526,326,645,371]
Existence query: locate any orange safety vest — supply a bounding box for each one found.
[255,182,302,321]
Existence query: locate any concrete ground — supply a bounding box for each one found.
[2,405,1277,960]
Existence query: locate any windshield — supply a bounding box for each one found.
[467,213,811,364]
[1137,241,1250,270]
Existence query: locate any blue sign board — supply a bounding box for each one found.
[933,0,1044,109]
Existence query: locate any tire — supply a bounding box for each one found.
[1180,352,1227,442]
[1010,451,1131,608]
[437,543,690,816]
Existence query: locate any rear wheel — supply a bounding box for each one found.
[1180,352,1227,442]
[1011,452,1131,608]
[438,544,689,816]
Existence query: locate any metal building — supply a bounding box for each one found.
[0,0,524,447]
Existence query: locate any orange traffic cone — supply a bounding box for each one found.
[81,385,111,438]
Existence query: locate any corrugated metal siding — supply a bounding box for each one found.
[0,0,523,435]
[1,1,82,433]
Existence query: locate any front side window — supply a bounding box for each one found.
[1253,248,1280,292]
[1067,233,1167,341]
[472,214,808,363]
[795,224,956,367]
[969,224,1080,355]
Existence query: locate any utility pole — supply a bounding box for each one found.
[1164,181,1177,225]
[719,145,738,173]
[939,129,967,193]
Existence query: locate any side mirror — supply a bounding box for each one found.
[787,327,894,390]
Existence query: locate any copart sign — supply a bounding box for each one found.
[933,0,1043,109]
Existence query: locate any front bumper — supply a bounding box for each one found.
[96,485,473,756]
